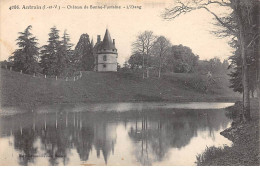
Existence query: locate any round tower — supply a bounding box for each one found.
[95,29,118,72]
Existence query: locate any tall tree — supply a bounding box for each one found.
[60,30,74,76]
[40,26,61,76]
[151,36,171,78]
[132,31,157,78]
[9,25,40,74]
[74,34,94,71]
[163,0,259,121]
[211,3,258,98]
[228,41,258,97]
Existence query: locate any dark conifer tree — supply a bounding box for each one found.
[40,26,61,76]
[60,30,74,76]
[74,34,94,71]
[10,25,40,74]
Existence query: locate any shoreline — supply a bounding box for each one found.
[0,97,240,110]
[0,100,236,117]
[197,98,260,166]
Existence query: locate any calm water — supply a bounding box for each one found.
[0,102,233,166]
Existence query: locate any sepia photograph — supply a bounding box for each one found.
[0,0,259,166]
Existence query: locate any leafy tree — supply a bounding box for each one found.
[40,26,62,76]
[128,53,144,69]
[132,31,157,78]
[9,25,40,74]
[151,36,171,78]
[166,45,199,73]
[74,34,94,71]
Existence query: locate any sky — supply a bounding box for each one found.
[0,0,234,65]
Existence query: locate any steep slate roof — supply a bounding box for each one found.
[100,29,116,50]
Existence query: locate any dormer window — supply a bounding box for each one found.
[103,55,107,61]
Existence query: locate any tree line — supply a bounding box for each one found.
[3,25,94,77]
[123,31,229,78]
[161,0,259,121]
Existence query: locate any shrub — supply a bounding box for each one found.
[196,145,229,166]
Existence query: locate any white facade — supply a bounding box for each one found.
[97,53,117,72]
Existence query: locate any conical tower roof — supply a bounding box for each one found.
[100,29,116,50]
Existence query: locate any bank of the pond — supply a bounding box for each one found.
[197,98,260,166]
[0,102,235,117]
[0,69,240,109]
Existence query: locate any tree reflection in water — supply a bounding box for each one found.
[0,107,230,166]
[128,109,230,165]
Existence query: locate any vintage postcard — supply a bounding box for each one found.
[0,0,259,166]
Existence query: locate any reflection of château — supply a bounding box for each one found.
[94,121,117,164]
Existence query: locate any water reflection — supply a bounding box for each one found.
[0,104,232,166]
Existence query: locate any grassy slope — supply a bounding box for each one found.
[0,68,240,108]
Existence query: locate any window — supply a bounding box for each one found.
[103,64,106,68]
[103,55,107,61]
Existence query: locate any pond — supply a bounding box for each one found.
[0,102,234,166]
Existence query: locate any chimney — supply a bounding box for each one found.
[97,35,101,43]
[113,39,115,45]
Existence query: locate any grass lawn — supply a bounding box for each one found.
[0,68,240,108]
